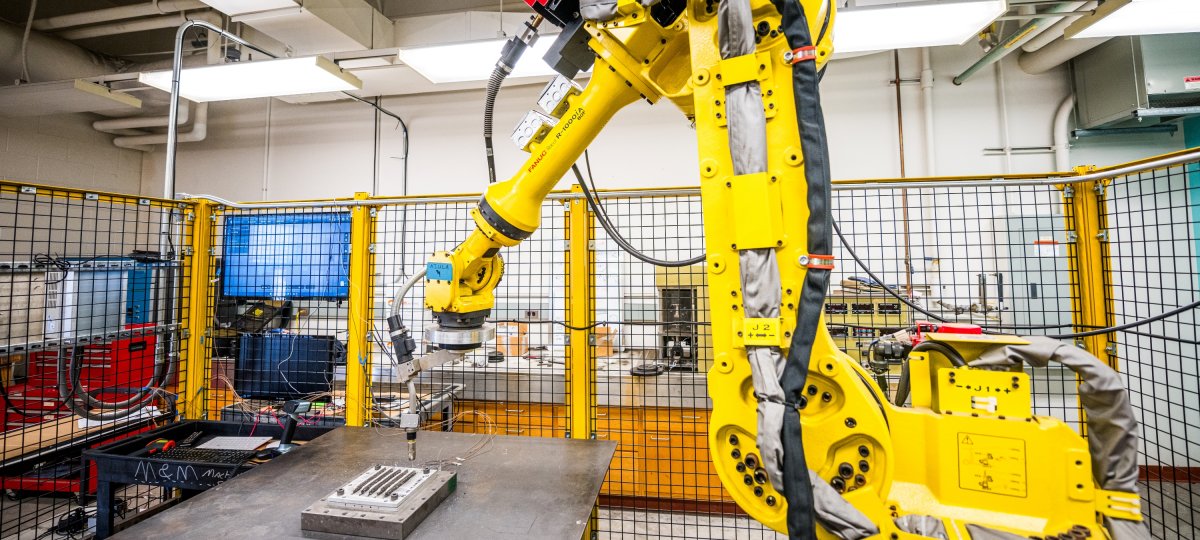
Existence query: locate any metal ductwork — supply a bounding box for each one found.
[199,0,393,55]
[32,1,209,32]
[1018,34,1109,75]
[0,20,120,84]
[57,11,221,41]
[1072,33,1200,129]
[1020,1,1097,53]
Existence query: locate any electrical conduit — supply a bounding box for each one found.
[953,1,1085,85]
[1054,94,1075,171]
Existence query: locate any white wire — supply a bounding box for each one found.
[392,269,426,318]
[19,0,37,83]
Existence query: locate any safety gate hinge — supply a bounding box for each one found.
[1062,186,1074,199]
[1065,231,1078,244]
[182,246,194,256]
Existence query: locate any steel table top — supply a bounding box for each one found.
[113,428,616,540]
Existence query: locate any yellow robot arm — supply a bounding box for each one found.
[417,2,1138,539]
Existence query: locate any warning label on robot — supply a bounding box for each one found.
[957,432,1027,498]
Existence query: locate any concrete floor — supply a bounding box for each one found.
[597,508,783,540]
[596,484,1200,540]
[0,486,165,540]
[1140,480,1200,539]
[4,484,1196,539]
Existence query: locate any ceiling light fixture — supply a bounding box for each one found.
[398,36,562,84]
[834,0,1008,53]
[1065,0,1200,39]
[139,56,361,102]
[196,0,298,17]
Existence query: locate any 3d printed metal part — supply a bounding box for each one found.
[301,465,457,540]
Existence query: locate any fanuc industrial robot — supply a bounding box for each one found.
[386,1,1150,538]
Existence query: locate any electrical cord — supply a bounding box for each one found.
[1045,300,1200,339]
[0,375,73,418]
[573,163,706,267]
[488,318,711,332]
[343,93,409,192]
[33,254,109,284]
[832,220,1200,338]
[19,0,37,84]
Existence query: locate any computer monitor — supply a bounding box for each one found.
[222,212,351,300]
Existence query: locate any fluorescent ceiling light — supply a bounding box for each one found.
[834,0,1007,53]
[398,36,562,84]
[1065,0,1200,39]
[139,56,361,102]
[198,0,298,17]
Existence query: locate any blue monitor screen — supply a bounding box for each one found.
[222,212,351,299]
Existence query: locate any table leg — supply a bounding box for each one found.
[95,479,115,539]
[443,401,454,432]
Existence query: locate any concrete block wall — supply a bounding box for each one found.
[0,112,142,193]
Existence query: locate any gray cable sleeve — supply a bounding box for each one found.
[973,336,1150,540]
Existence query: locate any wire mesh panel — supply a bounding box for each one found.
[585,191,751,538]
[0,182,191,539]
[1103,157,1200,539]
[831,182,1084,426]
[202,205,354,430]
[371,198,570,442]
[584,180,1089,538]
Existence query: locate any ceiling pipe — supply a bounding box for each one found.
[1022,1,1095,52]
[0,21,118,83]
[953,1,1082,85]
[1018,33,1109,75]
[113,101,207,151]
[1053,94,1075,171]
[58,11,220,41]
[33,1,208,32]
[93,100,191,133]
[99,16,222,151]
[920,48,936,176]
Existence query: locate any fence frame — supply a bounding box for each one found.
[164,146,1200,536]
[173,148,1200,425]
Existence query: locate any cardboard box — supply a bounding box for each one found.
[595,326,616,357]
[495,322,529,358]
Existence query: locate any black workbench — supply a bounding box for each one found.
[84,420,335,539]
[112,428,617,540]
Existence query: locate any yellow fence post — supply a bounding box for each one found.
[181,199,213,420]
[1062,168,1118,370]
[566,186,597,539]
[346,193,376,426]
[566,185,596,440]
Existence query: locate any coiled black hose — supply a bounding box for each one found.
[893,340,966,407]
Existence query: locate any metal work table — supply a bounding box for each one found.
[113,428,617,540]
[428,353,713,408]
